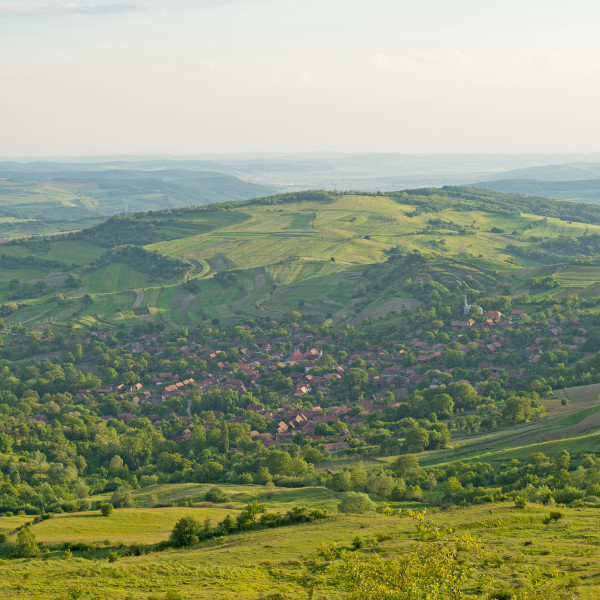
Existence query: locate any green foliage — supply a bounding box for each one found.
[338,492,376,514]
[205,486,231,503]
[100,244,189,277]
[100,503,114,517]
[169,502,327,547]
[323,511,576,600]
[16,525,38,558]
[169,515,204,547]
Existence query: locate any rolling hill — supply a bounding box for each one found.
[472,178,600,205]
[0,164,277,240]
[2,186,600,332]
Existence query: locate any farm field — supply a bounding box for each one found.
[4,187,600,330]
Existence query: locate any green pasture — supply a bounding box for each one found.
[1,502,600,598]
[29,507,241,546]
[83,264,155,295]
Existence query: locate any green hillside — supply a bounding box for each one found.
[1,494,596,599]
[3,187,600,331]
[0,169,275,240]
[3,187,600,598]
[474,178,600,205]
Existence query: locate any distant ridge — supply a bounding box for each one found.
[471,178,600,205]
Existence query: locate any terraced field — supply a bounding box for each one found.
[3,188,600,330]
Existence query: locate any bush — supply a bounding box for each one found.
[351,535,364,550]
[205,487,231,503]
[111,485,134,508]
[338,492,376,514]
[140,475,159,488]
[16,526,38,558]
[101,503,114,517]
[107,552,119,563]
[543,510,564,524]
[170,516,204,547]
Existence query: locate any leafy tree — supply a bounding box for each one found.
[404,426,429,453]
[324,511,574,599]
[205,486,230,503]
[111,485,134,508]
[338,492,376,514]
[16,526,38,558]
[170,516,203,547]
[101,503,114,517]
[391,454,421,480]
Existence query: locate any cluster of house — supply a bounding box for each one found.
[61,303,590,447]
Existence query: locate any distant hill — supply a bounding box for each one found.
[471,178,600,205]
[480,162,600,182]
[0,166,277,239]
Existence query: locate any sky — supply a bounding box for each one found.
[1,0,600,156]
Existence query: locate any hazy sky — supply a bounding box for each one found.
[1,0,600,156]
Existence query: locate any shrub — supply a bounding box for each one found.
[107,552,119,563]
[170,516,204,547]
[351,536,364,550]
[111,485,134,508]
[16,526,38,558]
[338,492,376,514]
[205,487,231,503]
[101,503,114,517]
[543,510,564,524]
[514,496,527,508]
[140,475,159,487]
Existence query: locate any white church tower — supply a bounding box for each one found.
[463,295,472,316]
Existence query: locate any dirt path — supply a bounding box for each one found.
[21,305,56,324]
[132,288,144,309]
[254,268,266,294]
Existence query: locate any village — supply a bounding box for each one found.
[16,295,583,456]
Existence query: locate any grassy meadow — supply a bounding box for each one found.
[0,497,598,599]
[4,386,600,598]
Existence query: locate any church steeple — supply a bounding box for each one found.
[463,295,472,316]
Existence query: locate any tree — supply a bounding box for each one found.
[324,512,575,600]
[101,503,114,517]
[170,516,203,547]
[16,526,38,557]
[430,393,454,419]
[236,501,266,529]
[220,423,230,453]
[338,492,376,514]
[404,426,429,453]
[111,484,134,508]
[391,454,421,480]
[205,486,230,503]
